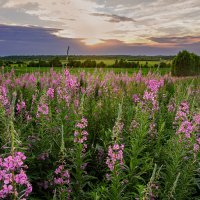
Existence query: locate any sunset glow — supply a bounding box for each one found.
[0,0,199,55]
[82,38,105,46]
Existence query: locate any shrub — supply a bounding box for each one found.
[172,50,200,76]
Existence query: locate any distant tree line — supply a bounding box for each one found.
[0,55,174,62]
[27,57,62,67]
[0,56,172,68]
[172,50,200,76]
[67,59,171,68]
[0,60,25,67]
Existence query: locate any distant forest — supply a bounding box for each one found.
[0,55,173,69]
[0,55,174,62]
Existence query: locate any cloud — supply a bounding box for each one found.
[0,5,64,27]
[91,13,136,23]
[0,25,61,42]
[0,24,86,55]
[149,36,200,45]
[17,2,39,10]
[0,25,199,56]
[0,0,200,55]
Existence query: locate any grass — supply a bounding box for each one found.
[68,59,172,66]
[3,66,171,76]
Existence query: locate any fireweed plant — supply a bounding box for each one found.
[0,93,32,200]
[105,102,126,199]
[0,67,199,199]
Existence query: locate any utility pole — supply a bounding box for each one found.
[66,46,70,67]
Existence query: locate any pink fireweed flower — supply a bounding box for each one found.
[196,138,200,144]
[74,99,79,108]
[55,165,64,175]
[194,143,199,153]
[175,111,187,122]
[106,143,124,171]
[174,101,190,123]
[0,152,32,199]
[136,70,142,83]
[73,130,89,144]
[3,152,26,170]
[143,91,159,111]
[74,117,89,152]
[193,114,200,125]
[145,79,164,93]
[193,114,200,133]
[167,101,176,112]
[143,91,155,101]
[47,88,54,99]
[53,165,71,198]
[0,85,10,110]
[64,69,78,89]
[138,79,164,113]
[180,101,189,114]
[176,120,193,138]
[14,170,28,185]
[25,183,32,197]
[37,103,49,116]
[21,101,26,109]
[16,101,26,114]
[132,94,140,104]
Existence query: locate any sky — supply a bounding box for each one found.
[0,0,200,55]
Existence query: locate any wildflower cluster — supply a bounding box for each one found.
[175,101,189,122]
[16,100,26,114]
[54,165,70,186]
[136,70,142,83]
[37,103,49,116]
[106,143,124,171]
[174,101,200,156]
[132,79,164,112]
[0,85,10,109]
[0,67,199,199]
[132,94,140,104]
[193,114,200,153]
[145,79,164,93]
[46,88,55,99]
[53,165,71,199]
[0,152,32,199]
[143,79,164,111]
[175,101,192,138]
[177,120,193,138]
[64,69,78,90]
[74,117,88,152]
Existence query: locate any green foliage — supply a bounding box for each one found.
[172,50,200,76]
[27,57,63,67]
[0,59,3,66]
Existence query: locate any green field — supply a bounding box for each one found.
[3,66,171,76]
[61,59,172,66]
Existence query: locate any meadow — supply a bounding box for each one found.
[65,59,171,66]
[3,66,171,76]
[0,67,200,199]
